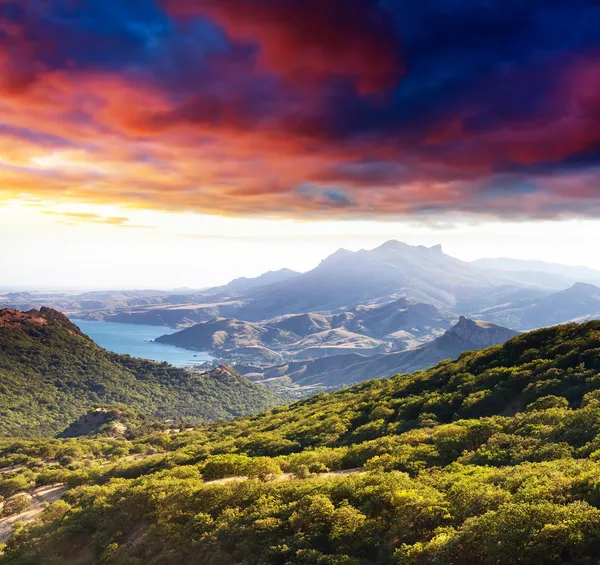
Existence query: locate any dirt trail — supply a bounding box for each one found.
[0,484,68,545]
[204,467,365,486]
[0,465,23,475]
[0,468,366,545]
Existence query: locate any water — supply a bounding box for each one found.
[72,319,212,367]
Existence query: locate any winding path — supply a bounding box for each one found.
[0,467,366,545]
[0,484,68,545]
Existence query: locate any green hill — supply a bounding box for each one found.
[2,321,600,563]
[0,308,280,437]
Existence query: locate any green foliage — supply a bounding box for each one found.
[3,321,600,563]
[0,308,280,437]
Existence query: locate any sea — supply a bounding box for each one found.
[72,319,212,367]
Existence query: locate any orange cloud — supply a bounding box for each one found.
[0,14,599,222]
[41,211,149,228]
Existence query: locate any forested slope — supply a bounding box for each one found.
[0,308,280,437]
[2,321,600,563]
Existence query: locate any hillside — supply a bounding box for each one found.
[244,316,517,392]
[2,322,600,563]
[156,298,456,364]
[476,282,600,329]
[0,308,280,437]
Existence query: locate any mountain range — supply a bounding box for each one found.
[3,241,600,371]
[238,316,518,393]
[53,242,599,331]
[155,297,456,364]
[471,281,600,329]
[472,257,600,283]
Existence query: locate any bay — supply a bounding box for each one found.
[72,319,212,367]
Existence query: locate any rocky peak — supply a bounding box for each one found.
[448,316,518,348]
[0,308,48,328]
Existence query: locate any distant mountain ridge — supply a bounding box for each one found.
[472,257,600,283]
[241,316,518,392]
[223,268,300,293]
[155,297,457,363]
[6,242,600,343]
[474,282,600,329]
[58,241,533,326]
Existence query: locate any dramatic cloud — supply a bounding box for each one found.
[165,0,403,94]
[0,0,599,219]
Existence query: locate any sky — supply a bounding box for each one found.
[1,0,600,289]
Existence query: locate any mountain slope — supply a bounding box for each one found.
[4,322,600,564]
[477,282,600,329]
[223,268,300,293]
[246,317,518,391]
[473,257,600,283]
[344,297,455,342]
[156,317,392,363]
[156,298,456,364]
[237,241,508,318]
[0,308,280,437]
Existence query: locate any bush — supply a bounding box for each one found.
[2,493,32,517]
[526,395,569,411]
[295,465,311,479]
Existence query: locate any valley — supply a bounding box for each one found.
[5,242,599,397]
[3,244,600,564]
[3,246,600,564]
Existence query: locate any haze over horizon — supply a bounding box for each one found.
[4,227,600,291]
[1,0,600,288]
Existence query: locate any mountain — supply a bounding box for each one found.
[156,299,456,364]
[268,297,456,348]
[472,257,600,283]
[455,285,554,315]
[343,297,455,342]
[223,268,300,293]
[237,241,508,319]
[52,243,600,328]
[156,317,296,364]
[94,241,524,327]
[155,317,391,363]
[476,282,600,329]
[0,289,203,315]
[0,308,280,437]
[243,316,518,392]
[4,322,600,564]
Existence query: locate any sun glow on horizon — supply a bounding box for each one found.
[2,198,600,291]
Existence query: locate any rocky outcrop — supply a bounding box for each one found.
[448,316,519,348]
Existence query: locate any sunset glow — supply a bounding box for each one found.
[1,1,600,287]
